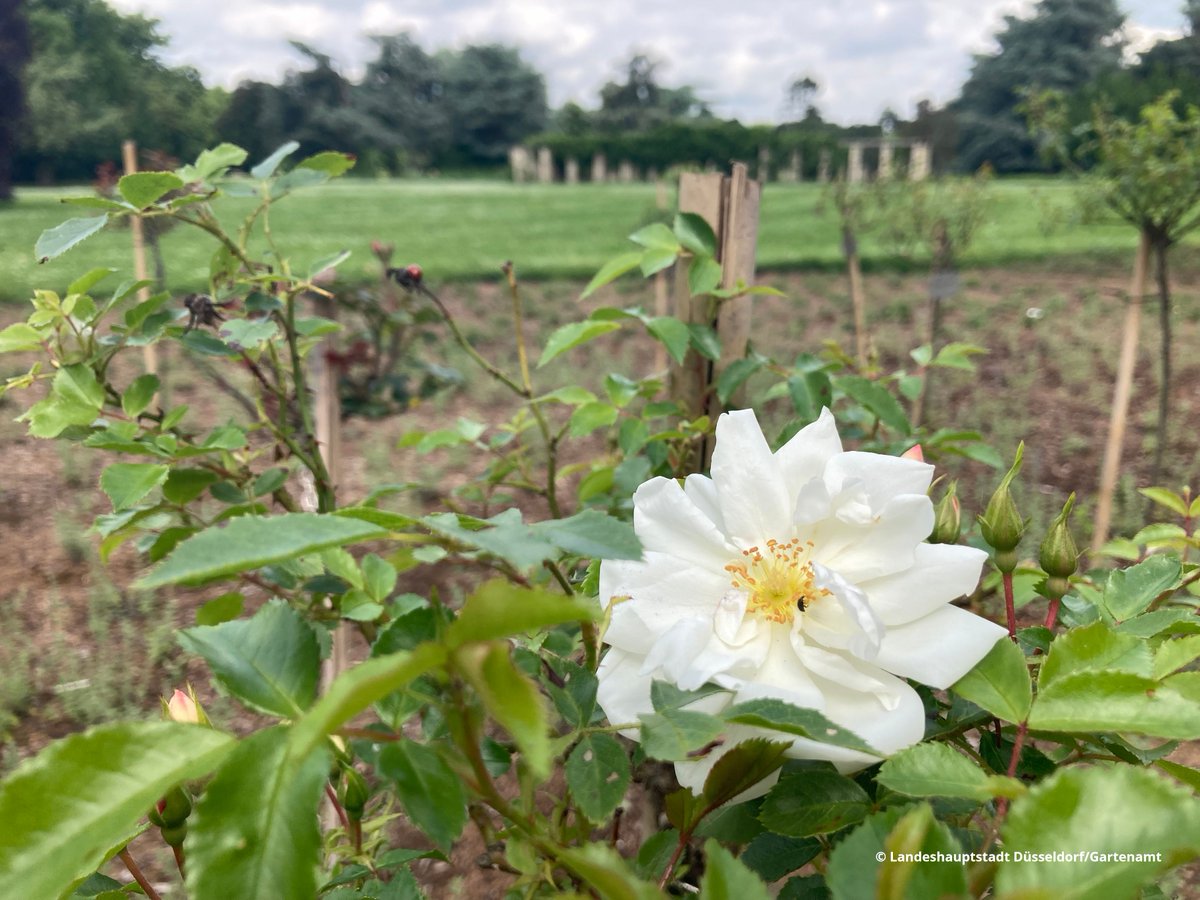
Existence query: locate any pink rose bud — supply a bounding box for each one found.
[163,686,208,726]
[901,444,924,462]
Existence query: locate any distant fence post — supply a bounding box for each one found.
[122,140,157,379]
[591,153,607,182]
[669,162,761,467]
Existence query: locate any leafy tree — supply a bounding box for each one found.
[356,34,450,170]
[438,44,547,165]
[785,75,820,122]
[594,53,710,132]
[954,0,1125,172]
[0,0,30,199]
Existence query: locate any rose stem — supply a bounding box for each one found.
[118,848,163,900]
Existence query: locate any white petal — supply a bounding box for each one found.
[683,473,725,531]
[714,590,758,646]
[811,562,883,659]
[600,551,730,632]
[733,624,827,711]
[603,602,657,655]
[873,604,1008,688]
[811,494,934,582]
[775,407,843,498]
[641,617,714,689]
[823,451,934,507]
[710,409,792,543]
[596,647,653,732]
[632,477,737,566]
[793,638,903,710]
[859,543,989,626]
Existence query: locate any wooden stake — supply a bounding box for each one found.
[669,162,761,466]
[121,141,157,377]
[652,178,670,373]
[1092,232,1151,554]
[844,225,868,368]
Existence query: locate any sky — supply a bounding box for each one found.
[106,0,1189,125]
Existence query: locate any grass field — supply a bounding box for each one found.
[0,176,1166,302]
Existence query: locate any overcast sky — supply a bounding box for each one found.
[106,0,1188,124]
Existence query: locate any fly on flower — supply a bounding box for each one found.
[595,408,1005,798]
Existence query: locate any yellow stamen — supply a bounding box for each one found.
[724,538,829,624]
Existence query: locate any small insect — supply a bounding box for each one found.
[182,294,237,332]
[386,264,426,293]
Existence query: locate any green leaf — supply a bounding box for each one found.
[877,742,1022,802]
[422,510,557,569]
[137,513,386,588]
[566,734,630,823]
[689,255,724,296]
[0,722,234,900]
[446,579,600,648]
[68,267,117,297]
[824,806,910,900]
[630,222,681,251]
[699,839,771,900]
[250,141,300,179]
[182,143,248,181]
[460,643,550,778]
[639,709,725,760]
[758,770,872,837]
[1153,634,1200,679]
[178,600,320,718]
[36,215,109,262]
[702,739,790,809]
[186,727,329,900]
[296,150,355,176]
[1028,670,1200,739]
[538,320,621,367]
[100,463,169,511]
[120,374,159,417]
[252,468,288,498]
[651,680,727,711]
[196,592,244,626]
[675,212,717,256]
[835,375,911,434]
[1140,487,1188,517]
[1102,555,1182,621]
[290,644,446,758]
[377,740,467,851]
[646,316,692,365]
[218,318,278,350]
[0,323,43,353]
[362,553,397,602]
[787,372,834,422]
[877,803,968,900]
[997,765,1200,899]
[117,172,183,208]
[740,833,821,883]
[688,323,722,360]
[163,468,219,505]
[533,509,642,560]
[22,364,106,437]
[723,698,879,755]
[569,401,618,436]
[581,251,644,298]
[1039,621,1152,688]
[717,357,764,404]
[639,245,678,277]
[556,844,662,899]
[950,636,1031,723]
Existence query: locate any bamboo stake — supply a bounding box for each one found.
[121,141,157,377]
[1092,232,1151,554]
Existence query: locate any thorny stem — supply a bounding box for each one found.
[424,289,527,397]
[1003,570,1017,640]
[1044,597,1061,631]
[118,848,163,900]
[995,720,1029,824]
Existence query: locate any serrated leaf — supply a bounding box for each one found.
[118,172,183,208]
[0,323,43,353]
[835,375,911,434]
[639,709,725,760]
[179,600,319,718]
[137,513,386,588]
[537,320,621,367]
[250,141,300,180]
[99,463,168,511]
[566,734,630,823]
[36,215,109,262]
[646,316,691,365]
[759,770,872,837]
[950,636,1031,723]
[1103,555,1182,621]
[217,318,278,350]
[533,509,642,560]
[120,374,159,417]
[723,698,879,755]
[582,251,644,298]
[824,806,911,900]
[1039,621,1152,688]
[675,212,717,256]
[877,803,968,900]
[1153,635,1200,679]
[997,765,1200,898]
[0,723,234,900]
[877,742,1021,802]
[717,357,764,404]
[196,592,244,626]
[700,839,771,900]
[163,468,218,505]
[377,740,467,851]
[702,739,790,808]
[1028,670,1200,739]
[183,143,248,182]
[689,255,723,296]
[68,267,117,297]
[186,727,329,900]
[1140,487,1188,517]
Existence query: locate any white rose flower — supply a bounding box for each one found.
[596,408,1006,796]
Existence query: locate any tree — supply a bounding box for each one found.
[786,76,820,122]
[594,53,710,132]
[954,0,1124,172]
[439,44,547,165]
[0,0,30,199]
[356,34,450,169]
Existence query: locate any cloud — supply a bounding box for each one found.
[102,0,1171,123]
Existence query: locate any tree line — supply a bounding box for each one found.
[3,0,1200,198]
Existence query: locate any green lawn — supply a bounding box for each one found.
[0,177,1157,302]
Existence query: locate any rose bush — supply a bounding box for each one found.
[597,407,1006,793]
